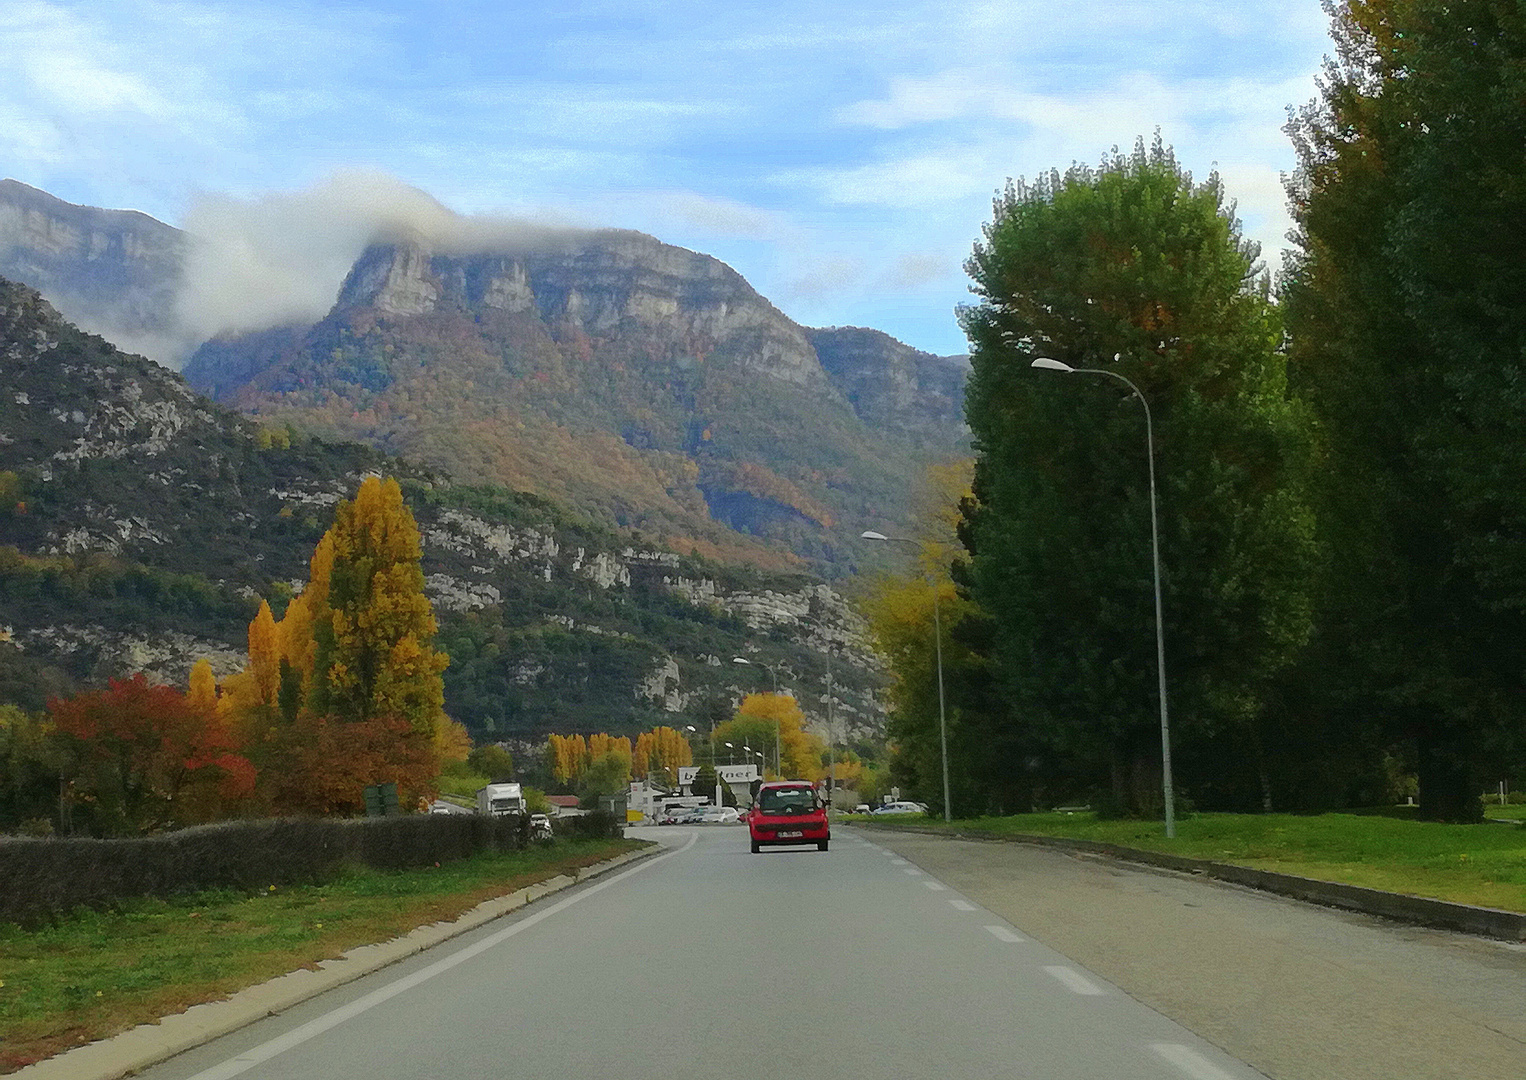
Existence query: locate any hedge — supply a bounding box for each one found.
[0,813,534,927]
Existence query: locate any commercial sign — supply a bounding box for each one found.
[678,764,759,784]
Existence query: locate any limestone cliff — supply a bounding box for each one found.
[0,179,184,362]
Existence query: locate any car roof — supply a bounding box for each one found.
[758,781,814,790]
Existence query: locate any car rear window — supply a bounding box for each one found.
[758,787,816,815]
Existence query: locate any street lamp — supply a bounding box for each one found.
[732,656,783,775]
[860,530,951,823]
[686,722,723,809]
[1030,355,1176,838]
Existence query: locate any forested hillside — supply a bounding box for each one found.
[0,277,882,741]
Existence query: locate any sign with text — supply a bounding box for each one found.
[679,764,759,784]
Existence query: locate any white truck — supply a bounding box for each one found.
[476,782,525,817]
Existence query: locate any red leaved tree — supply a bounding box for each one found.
[49,674,255,835]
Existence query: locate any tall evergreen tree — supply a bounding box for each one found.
[959,138,1317,815]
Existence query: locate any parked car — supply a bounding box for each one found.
[870,801,927,816]
[694,806,739,824]
[852,803,872,815]
[529,813,554,839]
[748,781,830,853]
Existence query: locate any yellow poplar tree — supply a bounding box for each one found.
[186,659,219,715]
[309,477,449,737]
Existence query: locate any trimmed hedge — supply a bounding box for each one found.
[0,813,533,927]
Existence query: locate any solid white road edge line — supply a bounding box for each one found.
[181,832,699,1080]
[1149,1043,1242,1080]
[984,925,1024,942]
[1044,965,1105,995]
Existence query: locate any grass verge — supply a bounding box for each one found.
[0,837,646,1073]
[851,811,1526,913]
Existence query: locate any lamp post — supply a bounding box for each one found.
[860,530,951,823]
[732,656,783,776]
[1030,355,1175,838]
[685,721,723,809]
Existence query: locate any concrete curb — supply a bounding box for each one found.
[15,843,660,1080]
[855,822,1526,942]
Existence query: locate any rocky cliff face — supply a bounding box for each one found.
[809,326,969,447]
[0,179,184,363]
[335,235,828,389]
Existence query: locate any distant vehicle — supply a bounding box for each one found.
[749,781,829,853]
[694,806,739,824]
[853,804,872,815]
[529,813,553,839]
[658,798,708,824]
[870,801,926,816]
[476,783,525,816]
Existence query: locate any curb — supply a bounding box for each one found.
[14,843,660,1080]
[854,822,1526,942]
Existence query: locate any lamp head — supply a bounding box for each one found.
[1031,357,1075,373]
[860,530,889,541]
[731,656,750,665]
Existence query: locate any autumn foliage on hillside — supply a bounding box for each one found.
[34,476,464,833]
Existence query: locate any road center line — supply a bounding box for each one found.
[1045,965,1105,995]
[949,899,976,911]
[179,833,698,1080]
[984,925,1024,942]
[1149,1043,1241,1079]
[922,880,946,891]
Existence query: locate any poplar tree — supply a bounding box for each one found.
[960,138,1317,815]
[309,476,449,738]
[1283,0,1526,819]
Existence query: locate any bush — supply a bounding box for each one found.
[554,810,623,840]
[0,813,530,927]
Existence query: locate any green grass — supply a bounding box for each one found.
[1484,803,1526,821]
[853,811,1526,913]
[0,838,646,1074]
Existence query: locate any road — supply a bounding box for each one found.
[135,825,1267,1080]
[129,824,1526,1080]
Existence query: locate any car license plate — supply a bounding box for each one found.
[779,830,803,838]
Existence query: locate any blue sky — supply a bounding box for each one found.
[1,1,1333,356]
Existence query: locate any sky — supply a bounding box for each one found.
[0,0,1334,357]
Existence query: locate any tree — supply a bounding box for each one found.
[548,733,589,787]
[578,750,632,804]
[468,743,514,781]
[48,675,254,834]
[1283,0,1526,820]
[689,762,718,799]
[721,694,825,780]
[634,725,692,783]
[959,137,1317,816]
[0,704,60,832]
[310,476,450,738]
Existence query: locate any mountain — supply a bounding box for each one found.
[0,275,883,744]
[183,235,969,568]
[0,179,184,362]
[0,182,970,573]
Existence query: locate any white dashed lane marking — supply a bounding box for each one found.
[1044,965,1105,996]
[902,866,922,875]
[949,900,976,911]
[984,925,1024,943]
[1149,1043,1241,1080]
[889,857,908,864]
[922,880,946,891]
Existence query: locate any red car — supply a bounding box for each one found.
[749,781,830,853]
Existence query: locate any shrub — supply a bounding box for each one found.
[0,813,529,927]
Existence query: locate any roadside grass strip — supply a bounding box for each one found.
[0,838,645,1074]
[858,811,1526,912]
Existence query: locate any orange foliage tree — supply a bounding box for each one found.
[49,674,254,834]
[632,725,692,782]
[718,694,825,781]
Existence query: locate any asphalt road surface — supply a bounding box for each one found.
[132,825,1523,1080]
